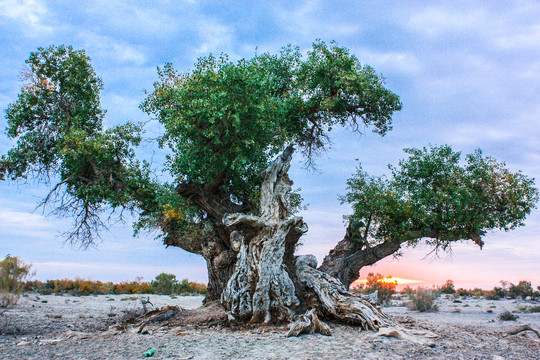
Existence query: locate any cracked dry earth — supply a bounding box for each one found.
[1,294,539,359]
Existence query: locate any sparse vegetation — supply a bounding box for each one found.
[517,305,540,313]
[498,311,518,321]
[407,288,439,312]
[22,275,207,296]
[45,314,63,319]
[439,280,456,294]
[351,273,397,305]
[0,255,33,308]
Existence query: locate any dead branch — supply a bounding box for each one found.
[505,324,540,338]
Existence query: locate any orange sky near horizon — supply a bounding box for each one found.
[348,240,540,291]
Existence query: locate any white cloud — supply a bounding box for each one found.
[406,6,488,37]
[275,0,362,40]
[495,24,540,51]
[79,31,148,66]
[0,0,52,34]
[0,209,52,229]
[195,19,235,56]
[90,0,182,36]
[354,48,422,75]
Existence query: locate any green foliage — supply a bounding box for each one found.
[407,287,439,312]
[150,273,207,295]
[498,311,518,321]
[484,280,535,300]
[485,287,505,300]
[342,145,539,251]
[439,280,456,294]
[0,255,33,308]
[142,40,401,206]
[2,41,401,248]
[508,280,534,299]
[2,45,105,180]
[151,273,177,295]
[0,45,158,246]
[519,305,540,313]
[23,276,206,295]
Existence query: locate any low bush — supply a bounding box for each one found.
[508,281,533,299]
[351,273,397,305]
[498,311,518,321]
[407,287,439,312]
[0,255,33,308]
[439,280,456,294]
[24,275,206,296]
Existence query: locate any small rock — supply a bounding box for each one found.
[493,356,505,360]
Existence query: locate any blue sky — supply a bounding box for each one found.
[1,0,539,289]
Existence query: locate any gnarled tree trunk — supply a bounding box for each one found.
[220,147,391,332]
[318,226,403,288]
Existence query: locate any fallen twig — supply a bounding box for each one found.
[505,325,540,338]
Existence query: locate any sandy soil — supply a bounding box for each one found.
[1,293,539,359]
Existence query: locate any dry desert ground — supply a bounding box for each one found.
[1,293,539,359]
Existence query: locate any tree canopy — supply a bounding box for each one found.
[141,40,402,211]
[1,42,537,312]
[0,45,155,243]
[342,145,539,251]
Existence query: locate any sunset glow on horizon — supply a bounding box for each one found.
[350,277,423,289]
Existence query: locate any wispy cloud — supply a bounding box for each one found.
[0,0,53,35]
[195,19,235,56]
[0,209,54,230]
[78,31,148,66]
[406,6,489,37]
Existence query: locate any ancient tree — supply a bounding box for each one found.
[1,42,537,333]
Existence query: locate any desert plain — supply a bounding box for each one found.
[1,293,539,359]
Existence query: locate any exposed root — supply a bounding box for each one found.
[505,324,540,339]
[135,306,182,333]
[296,255,392,331]
[286,309,331,337]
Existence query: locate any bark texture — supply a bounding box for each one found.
[221,147,305,323]
[318,225,403,288]
[220,147,390,333]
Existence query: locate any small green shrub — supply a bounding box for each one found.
[408,287,439,312]
[0,255,33,308]
[439,280,456,294]
[498,311,518,321]
[508,281,533,299]
[517,305,540,313]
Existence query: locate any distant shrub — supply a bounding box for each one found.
[517,305,540,313]
[456,288,472,297]
[0,255,33,308]
[485,287,505,300]
[152,273,178,295]
[439,280,456,294]
[498,311,518,321]
[508,281,533,299]
[401,286,414,297]
[472,288,485,297]
[22,274,206,296]
[354,273,397,305]
[408,287,439,312]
